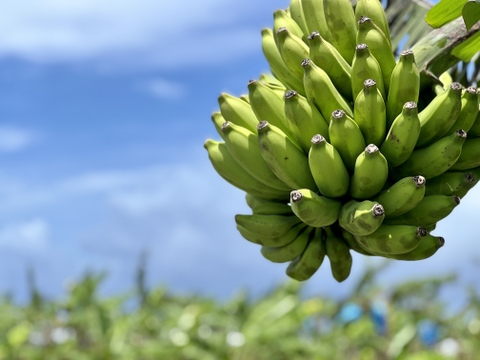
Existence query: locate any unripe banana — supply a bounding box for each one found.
[328,109,366,171]
[301,0,332,44]
[339,199,385,236]
[289,0,309,37]
[385,235,445,261]
[273,9,306,45]
[384,195,460,229]
[259,73,286,89]
[221,121,292,191]
[286,228,326,281]
[354,225,427,256]
[235,214,302,242]
[351,43,386,100]
[353,78,387,146]
[302,58,354,120]
[307,31,352,100]
[204,139,288,201]
[449,137,480,171]
[416,82,463,147]
[245,193,292,215]
[446,87,480,134]
[374,176,426,218]
[248,80,295,139]
[260,225,313,263]
[380,101,421,167]
[218,93,259,133]
[424,171,478,197]
[276,27,310,81]
[341,228,375,256]
[257,120,317,190]
[386,50,420,127]
[322,0,357,64]
[354,0,391,43]
[261,28,305,95]
[395,129,468,179]
[324,227,353,282]
[308,134,350,197]
[284,90,330,153]
[290,189,342,227]
[237,221,306,247]
[350,144,389,199]
[434,71,454,95]
[468,108,480,137]
[211,112,227,141]
[356,16,396,89]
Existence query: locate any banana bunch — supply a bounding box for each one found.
[204,0,480,283]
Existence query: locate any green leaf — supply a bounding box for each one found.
[425,0,467,28]
[463,0,480,30]
[451,30,480,61]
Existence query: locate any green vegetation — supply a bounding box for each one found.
[0,262,479,359]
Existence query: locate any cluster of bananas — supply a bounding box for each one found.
[204,0,480,282]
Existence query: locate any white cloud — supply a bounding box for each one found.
[143,78,187,100]
[0,126,35,152]
[0,218,49,252]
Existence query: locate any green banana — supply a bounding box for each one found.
[237,221,306,247]
[302,58,354,120]
[386,50,420,128]
[221,121,292,191]
[341,228,375,256]
[328,109,366,171]
[339,199,385,236]
[307,31,352,100]
[289,189,342,227]
[395,129,468,179]
[416,82,463,147]
[374,176,426,218]
[385,235,445,261]
[446,86,480,134]
[286,228,326,281]
[259,73,286,89]
[354,225,427,256]
[204,139,288,201]
[384,195,460,228]
[245,193,292,215]
[354,0,391,43]
[261,28,305,95]
[380,101,421,167]
[350,144,389,199]
[211,112,227,141]
[351,43,386,101]
[353,78,387,146]
[289,0,309,37]
[425,171,478,197]
[356,16,396,89]
[218,93,259,133]
[324,226,353,282]
[276,27,310,81]
[308,134,350,197]
[273,9,306,44]
[284,90,330,153]
[322,0,357,64]
[449,137,480,170]
[301,0,332,44]
[468,107,480,137]
[235,213,302,240]
[261,225,314,263]
[257,120,317,190]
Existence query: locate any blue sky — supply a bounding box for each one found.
[0,0,478,305]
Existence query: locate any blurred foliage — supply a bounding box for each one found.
[0,262,479,359]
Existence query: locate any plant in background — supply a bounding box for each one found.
[204,0,480,282]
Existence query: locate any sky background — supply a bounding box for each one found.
[0,0,478,306]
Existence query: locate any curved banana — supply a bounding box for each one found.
[289,0,309,37]
[356,16,396,89]
[380,101,421,167]
[354,225,427,256]
[353,78,387,146]
[324,227,353,283]
[339,199,385,236]
[218,93,259,133]
[468,107,480,137]
[308,134,350,197]
[351,43,386,100]
[395,129,468,179]
[425,171,478,197]
[384,195,460,228]
[273,9,306,44]
[286,228,326,281]
[235,213,302,240]
[417,82,463,147]
[276,27,310,81]
[341,228,375,256]
[450,137,480,170]
[354,0,391,43]
[374,176,426,218]
[257,120,317,190]
[284,90,330,153]
[237,221,306,247]
[328,109,366,171]
[289,189,342,227]
[245,193,292,215]
[211,111,227,141]
[386,50,420,127]
[301,0,332,44]
[350,144,389,199]
[385,235,445,261]
[302,58,354,120]
[446,86,479,134]
[307,31,352,100]
[261,225,314,263]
